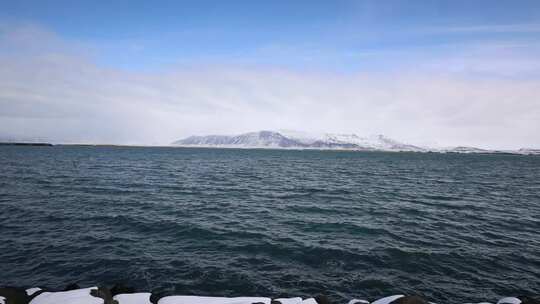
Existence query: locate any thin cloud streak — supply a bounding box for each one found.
[422,23,540,34]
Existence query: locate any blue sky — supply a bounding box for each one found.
[2,0,539,71]
[0,1,539,148]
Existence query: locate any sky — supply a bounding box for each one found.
[0,0,539,149]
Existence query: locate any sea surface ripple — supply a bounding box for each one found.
[1,146,539,303]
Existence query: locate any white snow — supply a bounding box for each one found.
[497,299,521,304]
[113,293,153,304]
[26,288,42,296]
[348,299,370,304]
[1,289,530,304]
[277,130,322,145]
[158,296,271,304]
[29,287,103,304]
[300,299,318,304]
[371,295,404,304]
[321,133,425,151]
[273,298,303,304]
[283,131,397,149]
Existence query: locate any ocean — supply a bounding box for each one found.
[1,146,539,303]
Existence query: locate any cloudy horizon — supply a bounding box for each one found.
[1,1,540,150]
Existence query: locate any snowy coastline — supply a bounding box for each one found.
[1,285,538,304]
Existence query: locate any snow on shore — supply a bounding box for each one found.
[0,285,538,304]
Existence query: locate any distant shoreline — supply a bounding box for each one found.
[170,145,534,155]
[1,142,539,155]
[0,142,53,146]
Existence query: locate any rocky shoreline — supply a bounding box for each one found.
[1,284,538,304]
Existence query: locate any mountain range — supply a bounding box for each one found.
[172,130,540,155]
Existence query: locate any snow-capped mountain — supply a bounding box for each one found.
[173,130,425,151]
[172,130,539,154]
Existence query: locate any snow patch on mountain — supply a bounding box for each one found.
[320,134,426,152]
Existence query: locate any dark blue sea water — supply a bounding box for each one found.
[1,146,539,303]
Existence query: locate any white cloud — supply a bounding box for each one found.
[0,25,539,149]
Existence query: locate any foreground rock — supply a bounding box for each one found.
[0,285,538,304]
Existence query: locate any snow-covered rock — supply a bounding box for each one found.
[497,298,522,304]
[371,295,405,304]
[113,292,153,304]
[26,287,42,296]
[347,299,370,304]
[29,287,103,304]
[158,296,271,304]
[273,298,303,304]
[300,299,318,304]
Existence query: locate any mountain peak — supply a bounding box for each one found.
[172,130,425,151]
[172,130,537,154]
